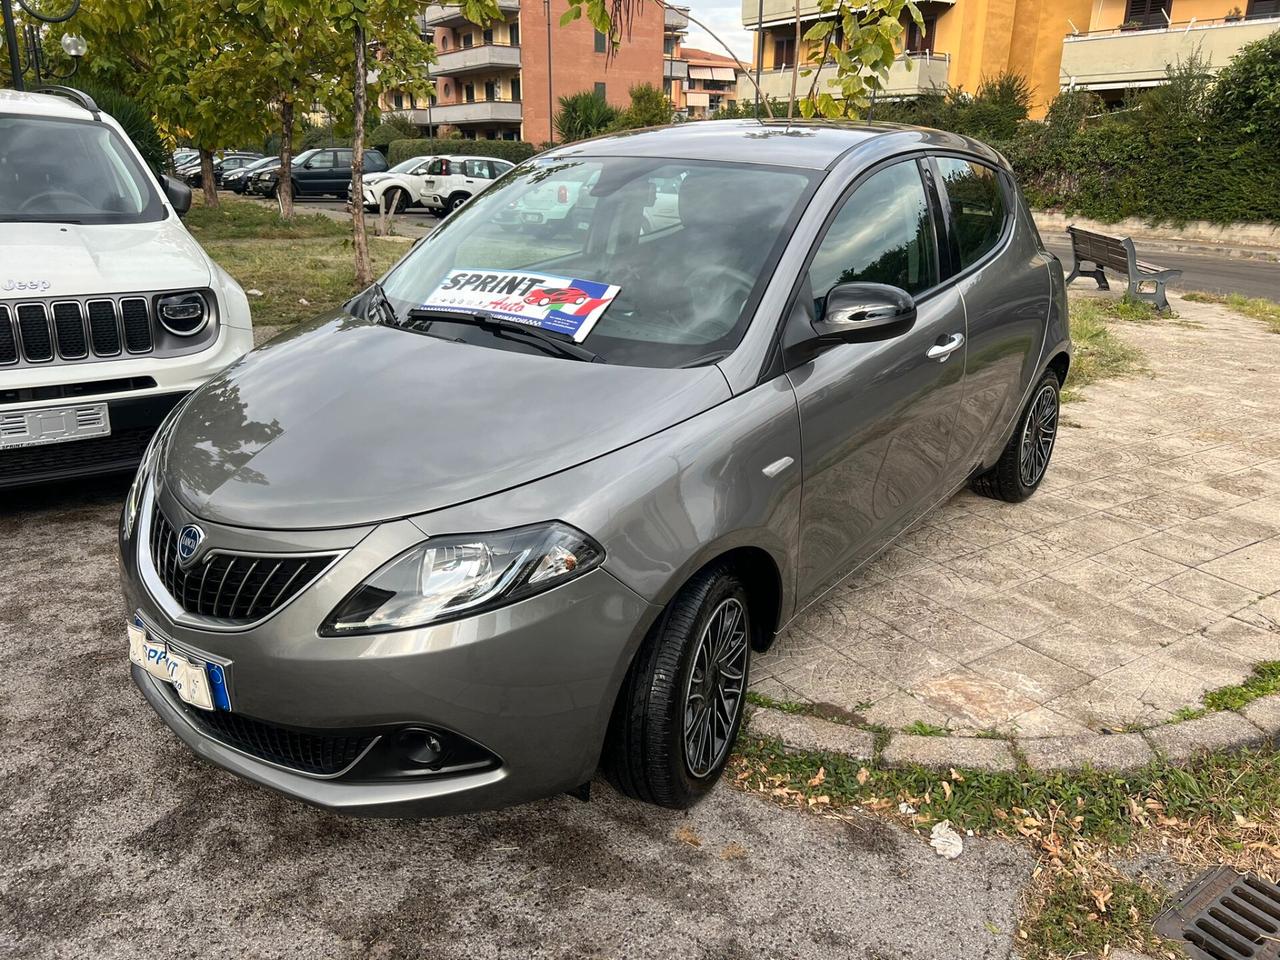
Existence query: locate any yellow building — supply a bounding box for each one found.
[740,0,1280,117]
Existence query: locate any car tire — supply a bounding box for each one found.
[389,188,409,213]
[448,193,469,212]
[970,370,1061,503]
[604,563,752,809]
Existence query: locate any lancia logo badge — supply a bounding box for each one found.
[177,524,205,564]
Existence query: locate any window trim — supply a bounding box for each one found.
[927,151,1017,286]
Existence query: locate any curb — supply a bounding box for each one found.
[746,693,1280,774]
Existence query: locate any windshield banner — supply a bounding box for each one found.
[422,269,620,343]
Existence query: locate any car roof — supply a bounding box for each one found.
[0,87,100,121]
[541,119,1003,171]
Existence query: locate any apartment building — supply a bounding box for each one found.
[739,0,1280,117]
[381,0,665,143]
[670,47,743,117]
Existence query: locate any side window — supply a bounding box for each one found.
[806,161,938,309]
[307,151,336,169]
[936,158,1006,269]
[464,159,491,179]
[428,158,446,176]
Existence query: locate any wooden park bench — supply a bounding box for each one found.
[1065,225,1183,312]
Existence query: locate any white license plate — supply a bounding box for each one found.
[0,403,110,450]
[128,619,217,711]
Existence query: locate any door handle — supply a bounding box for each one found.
[927,333,965,363]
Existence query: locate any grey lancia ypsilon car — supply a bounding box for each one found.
[119,121,1069,816]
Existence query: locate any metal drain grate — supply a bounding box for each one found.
[1155,866,1280,959]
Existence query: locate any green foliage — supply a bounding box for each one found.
[554,91,621,142]
[368,115,420,153]
[611,83,675,130]
[707,96,788,120]
[300,126,350,150]
[386,137,539,165]
[184,196,347,240]
[796,0,923,118]
[1022,871,1166,960]
[74,80,168,173]
[875,48,1280,225]
[1203,662,1280,712]
[1210,31,1280,147]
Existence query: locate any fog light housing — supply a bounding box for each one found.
[397,727,444,768]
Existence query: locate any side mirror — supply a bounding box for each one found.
[162,174,192,217]
[814,282,916,341]
[303,160,314,169]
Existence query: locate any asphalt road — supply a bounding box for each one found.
[1042,235,1280,301]
[1,478,1035,960]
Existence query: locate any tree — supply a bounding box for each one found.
[77,0,279,207]
[555,90,621,142]
[612,82,673,129]
[1210,32,1280,148]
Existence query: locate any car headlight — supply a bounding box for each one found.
[156,291,210,336]
[121,403,185,539]
[320,522,604,635]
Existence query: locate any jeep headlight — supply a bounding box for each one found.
[156,292,210,336]
[320,522,604,635]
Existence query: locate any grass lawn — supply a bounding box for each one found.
[186,195,409,328]
[1062,296,1148,402]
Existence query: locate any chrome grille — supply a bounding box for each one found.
[121,298,152,353]
[148,507,337,624]
[52,302,88,359]
[86,300,122,356]
[0,307,15,364]
[16,304,53,361]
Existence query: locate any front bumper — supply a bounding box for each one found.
[120,486,658,817]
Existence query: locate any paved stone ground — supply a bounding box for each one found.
[754,293,1280,739]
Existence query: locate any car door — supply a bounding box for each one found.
[931,156,1052,474]
[296,150,335,196]
[330,150,352,195]
[788,157,968,602]
[461,158,490,193]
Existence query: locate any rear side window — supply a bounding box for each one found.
[806,160,939,306]
[936,158,1006,268]
[463,159,492,179]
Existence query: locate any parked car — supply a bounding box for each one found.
[222,156,277,194]
[0,87,253,489]
[120,121,1068,818]
[184,152,263,190]
[172,148,198,169]
[247,155,292,196]
[257,147,388,200]
[360,155,434,212]
[420,155,515,214]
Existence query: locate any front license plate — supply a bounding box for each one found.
[0,403,110,450]
[128,617,229,712]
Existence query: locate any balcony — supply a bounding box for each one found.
[739,54,950,102]
[664,58,689,79]
[1061,14,1280,90]
[742,0,952,29]
[400,99,522,125]
[433,42,521,76]
[421,0,519,28]
[665,5,690,30]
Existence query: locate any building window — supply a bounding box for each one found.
[484,80,497,101]
[663,37,675,54]
[510,77,521,101]
[440,35,449,50]
[483,28,493,44]
[462,32,473,47]
[464,82,476,102]
[509,22,519,45]
[393,91,404,109]
[773,36,796,69]
[594,81,607,99]
[1247,0,1280,14]
[1123,0,1171,27]
[594,29,607,53]
[905,16,936,53]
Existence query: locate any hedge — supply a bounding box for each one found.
[388,138,539,166]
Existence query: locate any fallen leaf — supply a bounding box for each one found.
[674,824,702,847]
[856,767,870,786]
[720,842,747,861]
[808,767,826,788]
[942,781,953,801]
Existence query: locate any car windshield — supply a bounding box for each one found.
[242,157,275,173]
[0,114,165,224]
[291,150,318,167]
[379,156,816,368]
[388,157,427,174]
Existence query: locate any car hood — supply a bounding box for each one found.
[162,313,732,530]
[0,218,211,298]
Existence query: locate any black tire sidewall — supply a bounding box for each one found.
[657,572,752,806]
[1015,373,1061,497]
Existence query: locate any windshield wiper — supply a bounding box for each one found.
[405,307,605,363]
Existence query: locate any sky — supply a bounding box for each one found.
[682,0,757,64]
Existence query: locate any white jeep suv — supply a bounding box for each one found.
[0,87,253,489]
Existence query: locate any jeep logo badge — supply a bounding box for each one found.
[177,524,205,565]
[2,279,51,293]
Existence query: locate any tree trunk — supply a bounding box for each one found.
[199,148,219,207]
[279,98,295,219]
[351,22,374,288]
